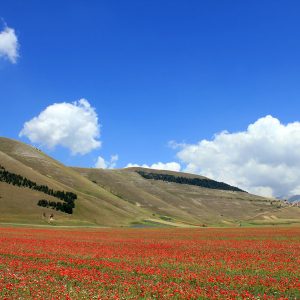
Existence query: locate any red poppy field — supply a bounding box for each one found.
[0,226,299,299]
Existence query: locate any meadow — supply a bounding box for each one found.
[0,226,299,299]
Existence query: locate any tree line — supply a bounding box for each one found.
[0,165,77,214]
[136,170,245,192]
[37,199,73,214]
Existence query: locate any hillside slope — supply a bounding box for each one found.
[0,137,299,227]
[72,167,300,226]
[0,137,149,226]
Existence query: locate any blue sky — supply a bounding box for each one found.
[1,1,300,197]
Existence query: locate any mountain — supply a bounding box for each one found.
[288,195,300,203]
[0,137,299,227]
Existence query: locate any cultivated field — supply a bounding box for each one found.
[0,227,299,299]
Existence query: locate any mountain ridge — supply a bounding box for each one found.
[0,137,299,227]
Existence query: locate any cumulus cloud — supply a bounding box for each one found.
[0,26,19,63]
[126,161,181,172]
[19,99,101,155]
[95,156,107,169]
[175,115,300,197]
[95,154,119,169]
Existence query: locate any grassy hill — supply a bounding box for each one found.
[0,137,299,227]
[0,137,149,226]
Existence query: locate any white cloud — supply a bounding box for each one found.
[0,26,19,63]
[175,115,300,197]
[95,154,119,169]
[168,140,186,149]
[19,99,101,155]
[95,156,107,168]
[109,154,119,168]
[126,161,181,172]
